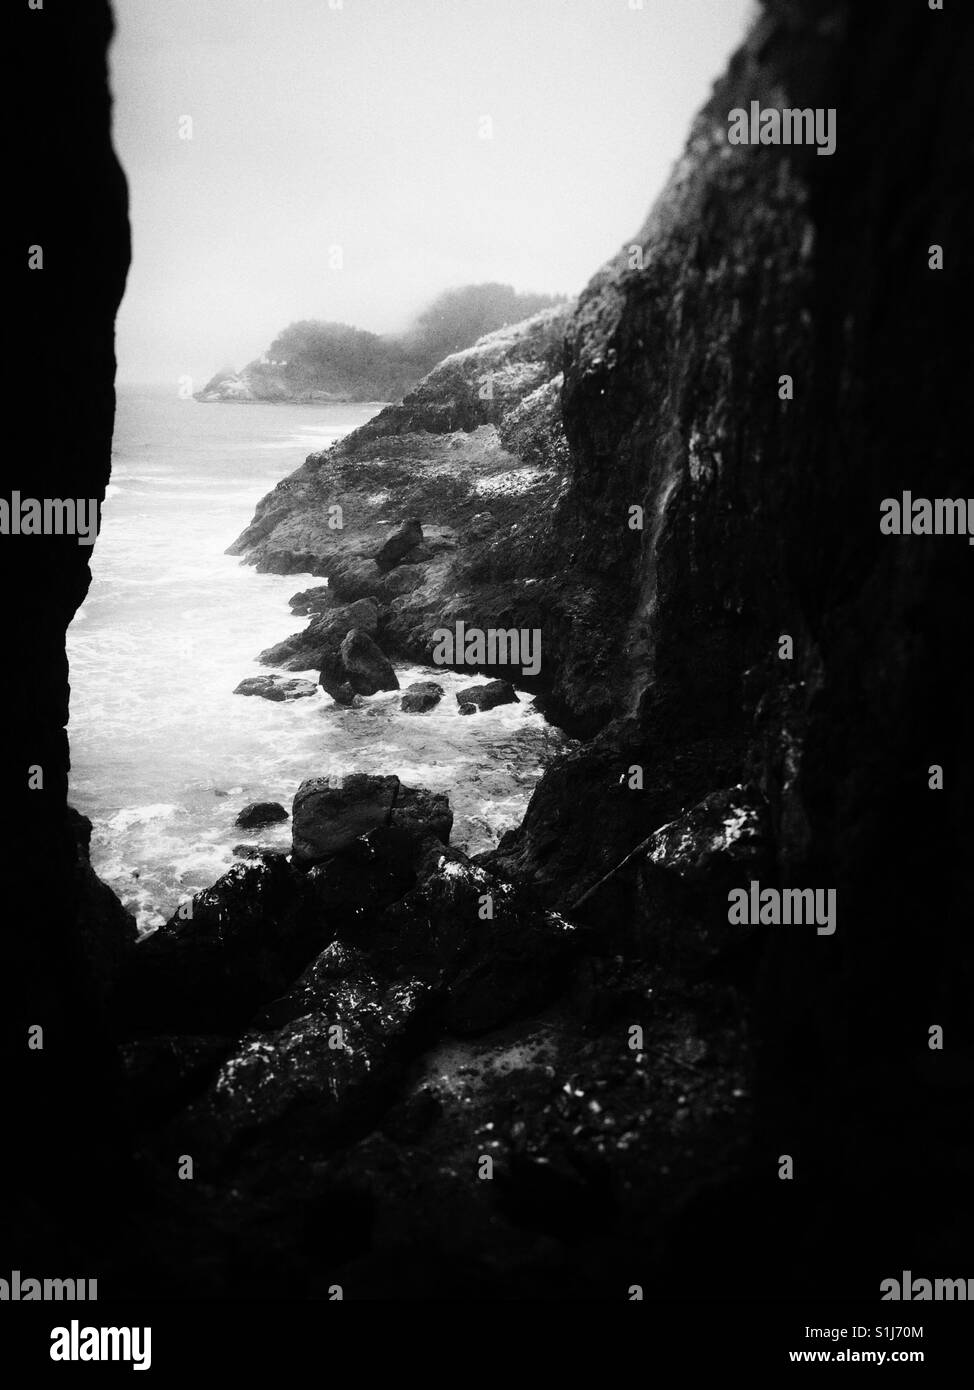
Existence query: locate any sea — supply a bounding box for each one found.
[66,384,564,933]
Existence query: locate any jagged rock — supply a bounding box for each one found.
[291,773,452,864]
[319,628,398,704]
[289,585,332,616]
[374,517,423,571]
[258,597,379,669]
[633,787,773,971]
[224,308,575,718]
[374,841,585,1034]
[235,801,288,830]
[400,680,444,713]
[234,674,317,701]
[179,971,433,1165]
[455,679,519,713]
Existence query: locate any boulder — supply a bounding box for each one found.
[235,801,288,829]
[292,773,452,864]
[319,628,399,704]
[455,679,519,714]
[258,597,379,669]
[374,517,423,571]
[234,674,317,701]
[288,584,332,616]
[179,970,432,1166]
[400,680,444,714]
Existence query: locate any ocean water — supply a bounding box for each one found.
[67,385,564,933]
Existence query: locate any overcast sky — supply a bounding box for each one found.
[111,0,754,385]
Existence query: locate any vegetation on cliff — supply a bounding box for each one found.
[196,283,568,403]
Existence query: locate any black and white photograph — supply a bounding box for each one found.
[5,0,972,1363]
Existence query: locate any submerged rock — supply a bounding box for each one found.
[456,679,519,714]
[234,674,317,701]
[400,680,444,713]
[235,801,289,830]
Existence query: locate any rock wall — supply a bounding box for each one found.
[6,0,133,1264]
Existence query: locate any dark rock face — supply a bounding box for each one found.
[119,1034,233,1127]
[455,679,519,714]
[111,857,324,1038]
[374,517,423,571]
[291,773,452,863]
[234,674,317,700]
[319,627,399,704]
[258,596,379,670]
[375,842,587,1035]
[235,801,288,830]
[69,807,138,1010]
[400,680,444,713]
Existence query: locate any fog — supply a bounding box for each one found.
[110,0,754,386]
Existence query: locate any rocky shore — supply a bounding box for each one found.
[11,0,970,1301]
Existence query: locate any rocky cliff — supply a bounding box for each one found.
[10,0,971,1303]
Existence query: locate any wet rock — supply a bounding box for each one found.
[236,801,289,830]
[455,679,519,714]
[180,973,433,1165]
[232,844,289,864]
[319,628,399,704]
[234,674,317,701]
[635,786,773,971]
[374,517,423,571]
[291,773,452,864]
[375,841,584,1033]
[400,680,444,713]
[258,597,379,669]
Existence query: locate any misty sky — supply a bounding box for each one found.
[111,0,754,385]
